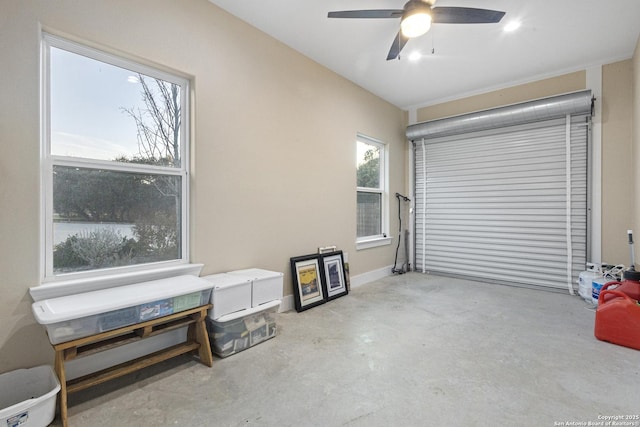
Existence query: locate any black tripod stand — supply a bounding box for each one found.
[392,192,411,274]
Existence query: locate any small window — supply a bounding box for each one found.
[42,34,189,281]
[356,134,388,247]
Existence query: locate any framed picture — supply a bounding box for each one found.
[320,251,348,300]
[291,254,326,312]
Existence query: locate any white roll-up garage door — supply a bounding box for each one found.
[413,111,590,292]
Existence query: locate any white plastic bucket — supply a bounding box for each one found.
[0,365,60,427]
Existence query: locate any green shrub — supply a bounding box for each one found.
[53,235,89,271]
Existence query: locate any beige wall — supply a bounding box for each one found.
[0,0,406,371]
[601,60,634,264]
[416,72,586,122]
[633,36,640,266]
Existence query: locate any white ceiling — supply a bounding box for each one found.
[208,0,640,110]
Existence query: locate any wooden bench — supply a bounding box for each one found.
[52,304,213,427]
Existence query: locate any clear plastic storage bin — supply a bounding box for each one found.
[207,300,280,357]
[32,275,213,344]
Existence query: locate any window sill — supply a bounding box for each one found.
[356,236,393,250]
[30,263,205,301]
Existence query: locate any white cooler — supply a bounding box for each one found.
[227,268,283,307]
[202,273,252,320]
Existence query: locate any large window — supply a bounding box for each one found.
[356,134,388,248]
[41,34,189,281]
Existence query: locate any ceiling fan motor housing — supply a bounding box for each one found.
[402,1,433,20]
[401,0,433,38]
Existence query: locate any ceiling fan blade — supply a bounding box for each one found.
[328,10,403,19]
[386,31,409,61]
[431,7,505,24]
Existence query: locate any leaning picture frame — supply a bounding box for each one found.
[320,251,348,301]
[291,254,326,312]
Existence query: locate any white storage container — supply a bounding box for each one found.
[202,273,252,320]
[592,276,612,306]
[578,263,602,303]
[227,268,283,307]
[31,275,213,344]
[207,299,280,357]
[0,365,60,427]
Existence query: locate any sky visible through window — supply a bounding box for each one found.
[356,140,372,167]
[50,47,146,161]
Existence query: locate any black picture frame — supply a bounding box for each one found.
[291,254,326,312]
[320,251,348,301]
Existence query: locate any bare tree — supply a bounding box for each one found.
[123,75,181,167]
[122,75,182,255]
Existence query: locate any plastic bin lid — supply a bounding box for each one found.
[201,273,252,288]
[227,268,283,280]
[32,275,213,324]
[212,299,281,322]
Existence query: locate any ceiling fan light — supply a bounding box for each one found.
[401,4,432,38]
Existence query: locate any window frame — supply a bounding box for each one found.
[40,33,191,284]
[356,134,391,250]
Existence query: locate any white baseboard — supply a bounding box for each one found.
[278,265,394,312]
[350,265,394,288]
[65,328,186,380]
[280,294,294,313]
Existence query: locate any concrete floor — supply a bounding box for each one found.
[58,273,640,426]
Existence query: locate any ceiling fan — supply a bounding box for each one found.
[327,1,505,60]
